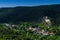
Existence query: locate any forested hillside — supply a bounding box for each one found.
[0,4,60,25]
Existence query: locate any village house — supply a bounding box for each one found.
[49,32,54,36]
[4,23,18,29]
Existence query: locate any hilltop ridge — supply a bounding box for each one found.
[0,4,60,25]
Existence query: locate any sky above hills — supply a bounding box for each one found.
[0,0,60,7]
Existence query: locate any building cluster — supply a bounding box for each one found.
[2,22,54,36]
[28,26,54,36]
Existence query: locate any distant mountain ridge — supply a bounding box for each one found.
[0,4,60,25]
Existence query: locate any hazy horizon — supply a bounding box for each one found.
[0,0,60,7]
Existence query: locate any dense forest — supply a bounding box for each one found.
[0,4,60,25]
